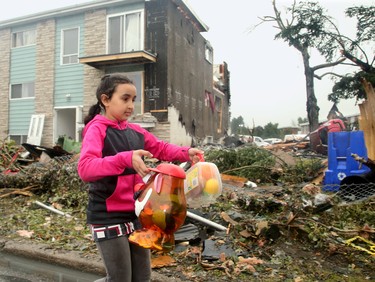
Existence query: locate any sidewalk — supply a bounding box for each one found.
[0,237,182,282]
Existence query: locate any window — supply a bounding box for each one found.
[215,96,223,133]
[107,11,143,53]
[61,28,79,64]
[9,135,28,145]
[10,82,35,99]
[12,29,36,48]
[205,43,213,64]
[126,72,143,115]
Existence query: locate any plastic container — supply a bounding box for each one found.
[129,163,187,252]
[323,131,370,192]
[184,162,222,208]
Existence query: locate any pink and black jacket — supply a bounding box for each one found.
[77,115,191,225]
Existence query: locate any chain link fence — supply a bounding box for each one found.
[322,181,375,204]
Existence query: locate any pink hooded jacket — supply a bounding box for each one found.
[78,115,191,225]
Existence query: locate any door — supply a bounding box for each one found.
[27,114,45,145]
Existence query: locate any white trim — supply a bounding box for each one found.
[76,106,83,141]
[106,9,144,54]
[9,97,35,101]
[11,29,37,48]
[53,106,83,143]
[27,114,45,145]
[54,106,81,109]
[9,82,35,100]
[60,26,80,66]
[0,0,208,33]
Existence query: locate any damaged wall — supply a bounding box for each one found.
[168,106,193,146]
[144,0,228,142]
[148,107,193,146]
[166,0,213,140]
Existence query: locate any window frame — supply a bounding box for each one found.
[215,95,223,133]
[10,82,35,100]
[11,29,36,48]
[106,9,144,54]
[204,43,213,64]
[8,135,28,145]
[124,71,143,115]
[60,27,80,65]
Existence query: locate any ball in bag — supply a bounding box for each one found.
[203,178,220,195]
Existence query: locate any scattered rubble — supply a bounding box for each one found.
[0,139,374,281]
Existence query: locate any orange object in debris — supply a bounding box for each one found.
[128,163,187,252]
[200,162,214,179]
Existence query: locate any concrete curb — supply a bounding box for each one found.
[0,237,183,281]
[0,238,105,275]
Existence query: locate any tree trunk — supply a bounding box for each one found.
[302,51,320,132]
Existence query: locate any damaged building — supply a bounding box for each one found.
[0,0,230,147]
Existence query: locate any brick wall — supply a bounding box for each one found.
[82,9,107,118]
[149,122,171,143]
[0,28,11,140]
[35,19,55,146]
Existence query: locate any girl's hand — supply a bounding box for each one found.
[132,150,153,177]
[188,148,205,164]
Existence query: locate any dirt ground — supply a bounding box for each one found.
[1,230,372,282]
[1,182,374,282]
[0,144,374,281]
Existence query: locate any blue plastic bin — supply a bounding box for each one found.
[323,131,370,191]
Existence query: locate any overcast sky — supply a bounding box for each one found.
[1,0,374,128]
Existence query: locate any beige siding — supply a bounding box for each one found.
[0,28,11,139]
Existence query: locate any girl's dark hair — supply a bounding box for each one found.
[83,73,134,125]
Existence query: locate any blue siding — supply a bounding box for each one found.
[11,24,37,33]
[9,99,35,134]
[10,46,36,83]
[9,24,37,135]
[54,15,84,107]
[107,3,144,14]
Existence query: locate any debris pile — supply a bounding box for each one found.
[0,140,374,281]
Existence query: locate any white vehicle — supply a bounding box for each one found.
[253,136,270,147]
[283,134,309,143]
[263,138,283,145]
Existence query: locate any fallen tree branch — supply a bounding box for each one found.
[299,217,375,234]
[221,165,273,174]
[351,153,375,171]
[0,185,38,198]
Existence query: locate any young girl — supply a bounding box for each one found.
[77,73,203,282]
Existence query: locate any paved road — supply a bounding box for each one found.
[0,264,53,282]
[0,252,100,282]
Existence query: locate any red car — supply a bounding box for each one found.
[310,119,347,154]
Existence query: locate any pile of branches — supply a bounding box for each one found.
[0,140,84,204]
[204,146,324,185]
[0,141,326,200]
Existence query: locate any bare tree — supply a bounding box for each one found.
[329,5,375,102]
[259,0,349,132]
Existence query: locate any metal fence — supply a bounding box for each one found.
[322,182,375,204]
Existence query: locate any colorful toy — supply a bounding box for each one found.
[128,163,187,252]
[184,154,222,208]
